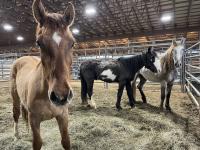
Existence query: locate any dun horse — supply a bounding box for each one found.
[80,47,158,110]
[133,38,185,111]
[10,0,75,149]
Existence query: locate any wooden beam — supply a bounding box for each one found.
[77,26,200,42]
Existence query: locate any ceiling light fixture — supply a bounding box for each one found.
[161,14,172,22]
[3,23,13,31]
[72,28,80,34]
[85,5,96,16]
[17,36,24,41]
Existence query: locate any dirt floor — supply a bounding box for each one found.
[0,81,200,150]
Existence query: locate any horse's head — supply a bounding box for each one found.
[32,0,75,105]
[172,38,186,67]
[144,47,158,73]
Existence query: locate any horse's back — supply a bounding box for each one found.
[11,56,40,79]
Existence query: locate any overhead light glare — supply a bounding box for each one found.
[161,14,172,22]
[85,6,96,16]
[17,36,24,41]
[3,23,13,31]
[72,28,80,34]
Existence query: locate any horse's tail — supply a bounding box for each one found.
[10,62,21,122]
[80,68,87,103]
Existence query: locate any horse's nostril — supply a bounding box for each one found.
[68,90,73,100]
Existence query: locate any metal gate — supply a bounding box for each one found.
[181,41,200,121]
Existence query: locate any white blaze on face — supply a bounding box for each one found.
[101,69,116,81]
[52,32,62,46]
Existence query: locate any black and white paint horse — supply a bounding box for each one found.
[132,38,185,111]
[80,47,158,110]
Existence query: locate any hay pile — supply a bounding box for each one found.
[0,81,199,150]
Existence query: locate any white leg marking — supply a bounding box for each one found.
[52,32,62,46]
[88,97,96,109]
[101,69,116,81]
[14,122,19,140]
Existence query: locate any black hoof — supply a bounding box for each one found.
[142,96,146,102]
[116,105,122,111]
[166,107,171,112]
[130,103,135,108]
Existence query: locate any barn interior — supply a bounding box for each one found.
[0,0,200,149]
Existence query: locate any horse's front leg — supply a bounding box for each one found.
[126,81,135,108]
[165,82,173,111]
[116,82,125,110]
[160,82,166,110]
[137,74,147,103]
[56,115,70,150]
[29,113,42,150]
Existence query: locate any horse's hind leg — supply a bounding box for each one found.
[165,82,173,111]
[21,105,29,133]
[137,74,147,103]
[87,79,96,109]
[126,81,135,108]
[116,82,125,110]
[80,73,88,105]
[11,80,20,140]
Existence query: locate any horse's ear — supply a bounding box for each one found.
[63,2,75,27]
[172,39,177,46]
[147,47,153,53]
[32,0,46,27]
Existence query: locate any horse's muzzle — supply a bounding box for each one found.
[50,90,73,106]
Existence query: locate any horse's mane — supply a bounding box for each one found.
[160,44,175,72]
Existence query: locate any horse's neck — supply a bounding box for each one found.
[161,47,175,72]
[35,62,49,92]
[129,55,145,73]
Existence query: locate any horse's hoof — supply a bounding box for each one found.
[14,136,19,141]
[159,106,164,111]
[87,104,97,109]
[81,101,89,106]
[130,104,135,108]
[166,107,171,112]
[116,106,122,111]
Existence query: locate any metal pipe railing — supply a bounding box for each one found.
[182,40,200,122]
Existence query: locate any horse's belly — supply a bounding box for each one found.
[140,70,163,82]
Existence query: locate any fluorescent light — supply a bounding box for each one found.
[17,36,24,41]
[161,14,172,22]
[85,6,96,16]
[72,28,79,34]
[3,23,13,31]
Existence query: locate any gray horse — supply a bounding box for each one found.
[133,38,185,111]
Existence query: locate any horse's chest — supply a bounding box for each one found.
[28,99,68,121]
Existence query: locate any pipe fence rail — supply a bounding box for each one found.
[181,41,200,121]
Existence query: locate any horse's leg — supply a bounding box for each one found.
[160,82,166,110]
[116,82,125,110]
[137,74,147,103]
[11,80,20,140]
[126,81,135,108]
[87,79,96,109]
[56,115,70,150]
[165,82,173,111]
[21,105,29,133]
[80,74,88,105]
[29,113,42,150]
